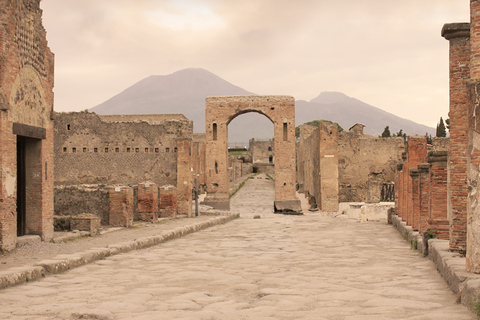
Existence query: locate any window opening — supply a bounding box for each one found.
[213,123,217,141]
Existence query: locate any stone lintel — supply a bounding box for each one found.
[274,200,303,214]
[442,23,470,40]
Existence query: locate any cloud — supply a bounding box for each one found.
[40,0,469,128]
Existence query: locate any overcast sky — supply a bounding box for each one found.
[40,0,470,128]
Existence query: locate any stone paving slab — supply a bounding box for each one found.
[0,214,239,290]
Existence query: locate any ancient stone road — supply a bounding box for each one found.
[0,175,474,319]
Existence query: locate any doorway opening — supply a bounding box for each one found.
[16,135,42,236]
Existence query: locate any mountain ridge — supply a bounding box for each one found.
[90,68,435,141]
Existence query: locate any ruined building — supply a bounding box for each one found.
[0,0,55,251]
[54,112,195,225]
[396,0,480,274]
[297,122,405,211]
[249,138,274,174]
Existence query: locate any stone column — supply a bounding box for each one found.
[442,22,470,253]
[176,138,193,217]
[318,122,339,211]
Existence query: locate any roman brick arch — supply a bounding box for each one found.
[203,95,301,213]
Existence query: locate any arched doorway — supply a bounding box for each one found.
[203,95,301,213]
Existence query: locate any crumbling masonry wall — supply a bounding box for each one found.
[297,123,404,208]
[338,127,404,202]
[0,0,55,250]
[53,112,196,223]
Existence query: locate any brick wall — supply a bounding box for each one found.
[108,186,133,227]
[137,182,158,222]
[159,185,177,218]
[428,151,449,239]
[442,23,470,253]
[0,0,55,250]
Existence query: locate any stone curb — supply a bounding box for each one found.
[391,214,480,311]
[0,214,239,290]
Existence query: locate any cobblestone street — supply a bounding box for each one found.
[0,175,474,319]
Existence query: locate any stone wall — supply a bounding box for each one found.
[296,122,339,211]
[0,0,55,250]
[297,122,404,206]
[250,138,274,164]
[338,129,404,202]
[54,112,192,187]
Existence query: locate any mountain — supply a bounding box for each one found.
[297,92,435,136]
[90,68,435,142]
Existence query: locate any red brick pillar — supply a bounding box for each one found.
[427,151,449,240]
[409,168,420,231]
[405,136,428,227]
[442,23,470,253]
[159,185,177,218]
[395,163,404,219]
[137,182,159,222]
[400,152,408,221]
[176,138,193,217]
[418,164,431,234]
[109,186,133,227]
[467,0,480,272]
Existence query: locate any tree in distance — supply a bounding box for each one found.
[436,117,447,137]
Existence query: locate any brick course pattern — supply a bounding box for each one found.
[159,186,177,218]
[137,182,159,222]
[108,186,133,227]
[0,0,55,250]
[428,152,449,240]
[204,95,300,212]
[442,23,470,253]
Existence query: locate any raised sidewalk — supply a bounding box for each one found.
[0,214,239,290]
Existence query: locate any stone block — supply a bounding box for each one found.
[70,214,101,234]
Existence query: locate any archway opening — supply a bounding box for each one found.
[204,95,301,213]
[228,111,274,179]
